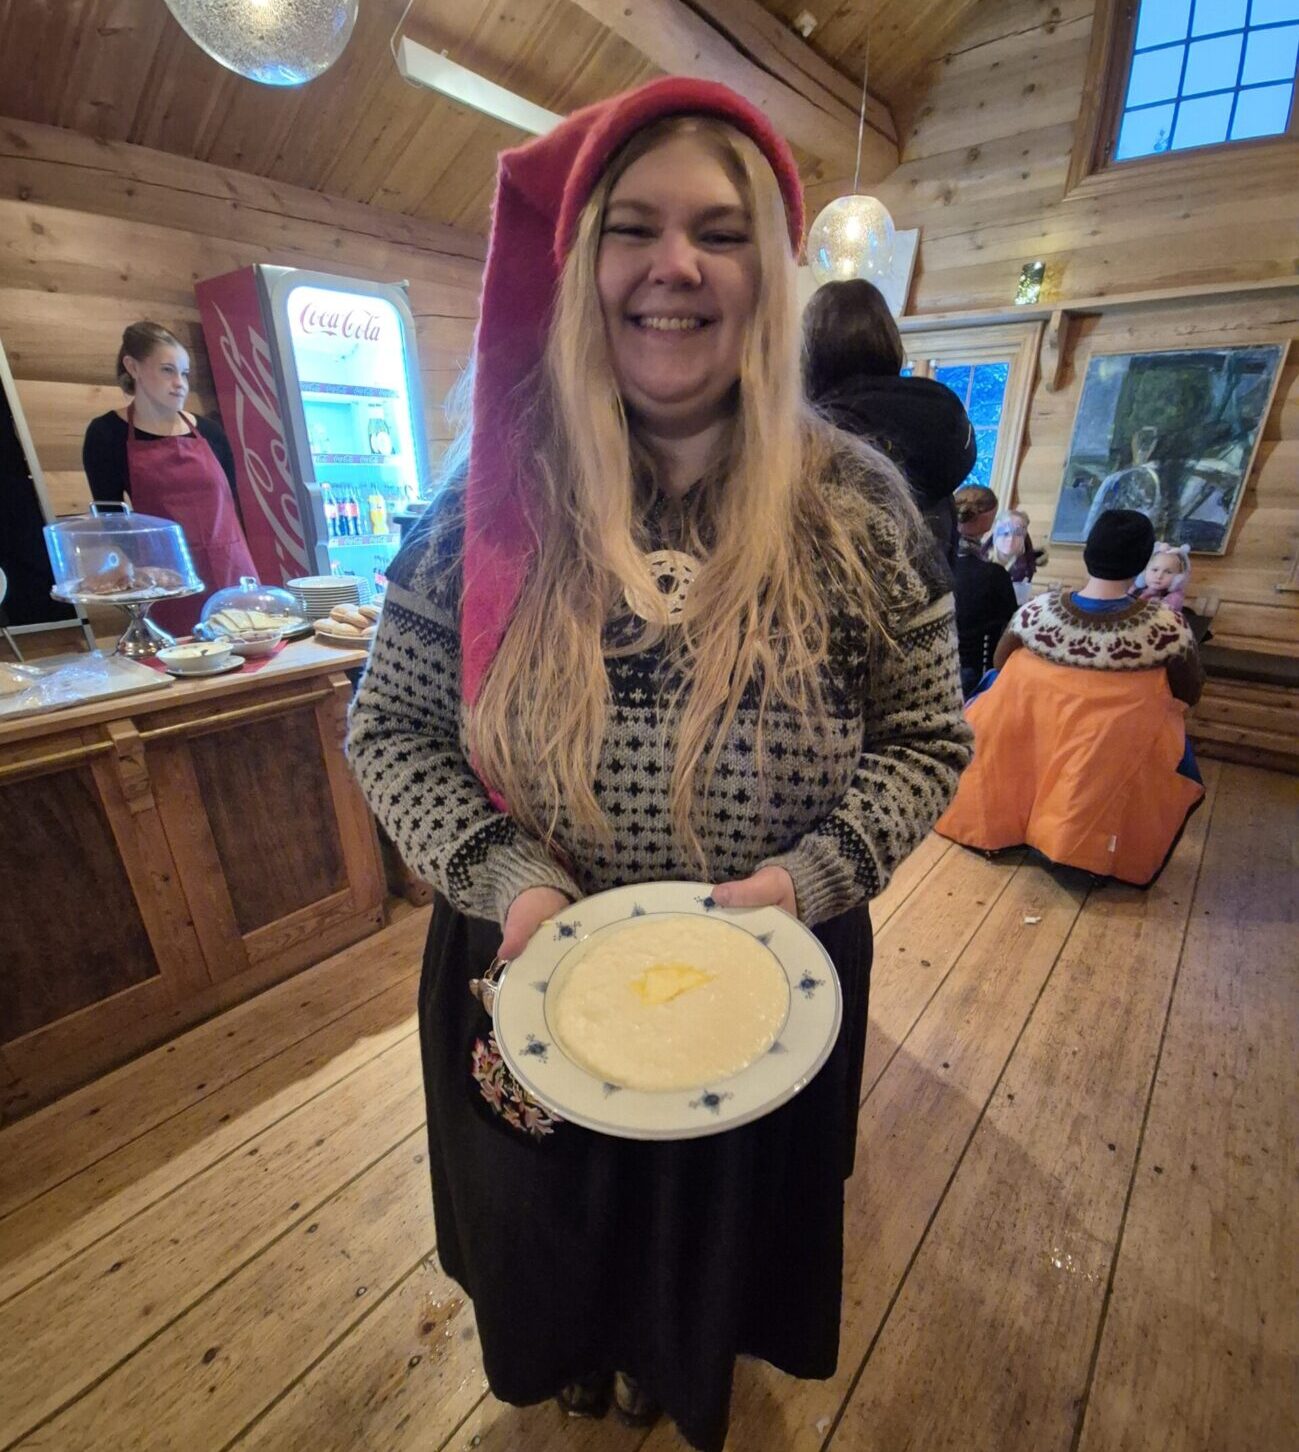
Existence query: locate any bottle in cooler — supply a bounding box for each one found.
[346,491,362,536]
[368,491,388,536]
[321,482,338,537]
[367,403,394,457]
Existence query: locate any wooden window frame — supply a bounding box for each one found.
[901,322,1044,511]
[1067,0,1299,198]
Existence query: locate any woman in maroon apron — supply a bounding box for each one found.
[82,321,255,635]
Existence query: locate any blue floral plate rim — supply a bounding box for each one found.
[492,880,842,1141]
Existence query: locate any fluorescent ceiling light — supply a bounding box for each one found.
[395,36,562,135]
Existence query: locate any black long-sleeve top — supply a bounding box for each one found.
[954,543,1019,685]
[812,374,977,511]
[81,410,238,507]
[812,374,977,567]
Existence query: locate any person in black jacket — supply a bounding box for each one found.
[803,278,976,566]
[952,485,1019,697]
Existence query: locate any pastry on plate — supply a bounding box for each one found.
[74,561,184,596]
[329,604,371,631]
[133,565,184,591]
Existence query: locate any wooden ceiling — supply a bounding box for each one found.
[762,0,986,115]
[0,0,984,236]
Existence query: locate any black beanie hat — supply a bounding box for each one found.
[1084,509,1156,581]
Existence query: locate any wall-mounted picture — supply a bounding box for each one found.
[1050,343,1285,554]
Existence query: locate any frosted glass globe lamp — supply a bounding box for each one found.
[807,194,896,285]
[164,0,358,87]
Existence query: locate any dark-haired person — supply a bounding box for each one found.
[803,278,975,565]
[951,485,1018,697]
[81,321,254,633]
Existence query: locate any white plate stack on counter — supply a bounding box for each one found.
[286,574,374,622]
[313,601,381,645]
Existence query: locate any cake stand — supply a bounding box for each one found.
[51,586,204,658]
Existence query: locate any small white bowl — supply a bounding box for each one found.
[228,627,284,658]
[156,640,235,673]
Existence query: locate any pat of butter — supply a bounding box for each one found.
[630,963,713,1006]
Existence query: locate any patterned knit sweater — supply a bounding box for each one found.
[996,589,1204,705]
[347,447,973,928]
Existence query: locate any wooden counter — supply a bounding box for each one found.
[0,639,386,1123]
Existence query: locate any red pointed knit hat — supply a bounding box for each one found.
[461,76,805,709]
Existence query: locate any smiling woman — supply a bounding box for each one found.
[346,75,970,1452]
[596,126,760,464]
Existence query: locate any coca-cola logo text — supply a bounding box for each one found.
[298,303,384,342]
[209,302,309,579]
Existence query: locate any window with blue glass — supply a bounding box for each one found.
[1115,0,1299,159]
[933,362,1010,490]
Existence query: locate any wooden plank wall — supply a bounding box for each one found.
[842,0,1299,307]
[0,117,484,520]
[807,0,1299,660]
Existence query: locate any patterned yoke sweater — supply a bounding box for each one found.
[347,447,973,929]
[994,589,1204,706]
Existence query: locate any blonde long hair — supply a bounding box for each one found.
[468,116,919,867]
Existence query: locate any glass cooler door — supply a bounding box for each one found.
[268,271,430,589]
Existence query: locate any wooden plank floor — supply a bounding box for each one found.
[2,761,1294,1452]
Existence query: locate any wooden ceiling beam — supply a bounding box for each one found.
[566,0,899,180]
[692,0,895,144]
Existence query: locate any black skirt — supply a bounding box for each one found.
[417,895,873,1452]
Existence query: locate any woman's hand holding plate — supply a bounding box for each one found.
[710,865,798,918]
[500,885,572,960]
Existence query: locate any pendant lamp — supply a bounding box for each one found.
[164,0,358,87]
[807,15,896,285]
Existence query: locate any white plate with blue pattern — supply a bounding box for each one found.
[493,880,842,1140]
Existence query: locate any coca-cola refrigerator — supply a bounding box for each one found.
[196,265,431,591]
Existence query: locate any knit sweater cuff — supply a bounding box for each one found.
[482,837,582,928]
[760,833,871,930]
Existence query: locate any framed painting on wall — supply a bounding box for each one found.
[1050,343,1286,554]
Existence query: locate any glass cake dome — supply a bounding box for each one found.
[197,575,307,642]
[44,503,201,603]
[43,502,203,657]
[200,575,299,623]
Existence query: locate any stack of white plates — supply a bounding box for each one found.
[286,574,373,621]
